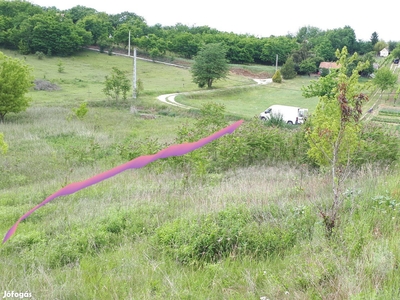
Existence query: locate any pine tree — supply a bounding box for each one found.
[280,57,297,79]
[272,70,282,83]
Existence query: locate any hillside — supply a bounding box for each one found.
[1,48,400,299]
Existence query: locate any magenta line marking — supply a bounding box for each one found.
[3,120,243,243]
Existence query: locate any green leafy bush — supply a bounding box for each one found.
[57,60,64,73]
[352,122,399,166]
[154,205,316,264]
[35,51,45,60]
[116,103,311,175]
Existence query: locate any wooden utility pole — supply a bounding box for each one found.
[133,47,137,99]
[128,30,131,57]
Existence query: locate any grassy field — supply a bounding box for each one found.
[1,48,400,299]
[178,76,319,119]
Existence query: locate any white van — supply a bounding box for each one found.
[260,105,308,124]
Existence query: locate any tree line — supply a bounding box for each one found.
[0,1,399,67]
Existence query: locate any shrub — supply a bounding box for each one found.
[154,205,315,264]
[71,102,88,120]
[264,112,285,127]
[35,51,45,60]
[57,60,64,73]
[272,70,282,83]
[352,122,399,166]
[320,68,329,77]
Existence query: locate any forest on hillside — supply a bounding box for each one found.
[0,0,399,73]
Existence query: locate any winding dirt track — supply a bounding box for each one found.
[157,78,273,109]
[157,93,193,109]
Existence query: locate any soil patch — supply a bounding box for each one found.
[33,79,61,91]
[230,68,272,79]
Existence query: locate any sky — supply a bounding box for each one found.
[29,0,398,42]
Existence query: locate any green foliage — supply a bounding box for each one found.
[260,36,299,65]
[97,34,112,53]
[314,37,336,61]
[304,47,368,167]
[299,58,317,75]
[263,112,285,127]
[378,108,400,117]
[149,48,161,61]
[280,57,297,79]
[272,69,282,83]
[320,67,330,77]
[135,78,144,98]
[107,46,114,56]
[373,41,387,54]
[303,47,369,235]
[57,60,64,73]
[35,51,45,60]
[0,51,34,122]
[191,43,229,88]
[13,12,91,56]
[373,67,398,96]
[117,137,161,162]
[155,205,315,264]
[353,122,399,166]
[167,104,310,174]
[370,32,379,46]
[72,102,88,120]
[391,45,400,59]
[103,67,131,102]
[0,132,8,154]
[76,13,112,45]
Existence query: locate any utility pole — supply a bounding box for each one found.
[128,30,131,57]
[275,54,278,71]
[133,47,137,99]
[130,47,137,113]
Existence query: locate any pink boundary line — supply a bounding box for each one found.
[3,120,243,243]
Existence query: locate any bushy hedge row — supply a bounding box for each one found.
[117,103,399,176]
[118,103,311,176]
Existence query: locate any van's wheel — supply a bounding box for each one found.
[287,121,293,125]
[261,117,266,121]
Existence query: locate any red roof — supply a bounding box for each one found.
[319,62,339,69]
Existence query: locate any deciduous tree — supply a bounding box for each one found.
[0,52,33,122]
[373,67,398,99]
[373,41,387,54]
[191,43,229,88]
[103,67,131,102]
[302,47,369,236]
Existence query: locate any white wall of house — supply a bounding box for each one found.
[380,48,389,57]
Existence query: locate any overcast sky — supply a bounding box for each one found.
[29,0,398,42]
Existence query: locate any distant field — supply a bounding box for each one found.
[0,48,252,108]
[178,76,319,119]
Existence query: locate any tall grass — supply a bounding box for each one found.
[1,48,400,299]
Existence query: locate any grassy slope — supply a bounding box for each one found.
[1,49,400,299]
